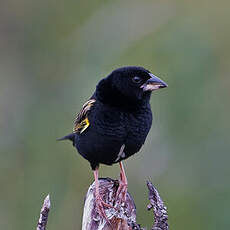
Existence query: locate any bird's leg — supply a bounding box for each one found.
[116,161,128,205]
[93,168,113,222]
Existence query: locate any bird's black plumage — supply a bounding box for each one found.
[60,66,167,170]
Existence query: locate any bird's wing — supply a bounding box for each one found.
[73,99,96,134]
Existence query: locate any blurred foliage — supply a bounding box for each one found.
[0,0,230,229]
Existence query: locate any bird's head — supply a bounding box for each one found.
[96,66,167,107]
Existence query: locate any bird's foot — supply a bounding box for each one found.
[115,180,128,206]
[95,194,113,223]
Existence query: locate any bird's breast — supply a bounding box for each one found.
[88,104,127,140]
[122,107,152,155]
[89,103,152,142]
[78,103,152,165]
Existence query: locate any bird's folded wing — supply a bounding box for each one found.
[73,99,96,134]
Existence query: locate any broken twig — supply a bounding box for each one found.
[36,194,51,230]
[82,178,137,230]
[147,181,168,230]
[35,180,168,229]
[82,179,168,230]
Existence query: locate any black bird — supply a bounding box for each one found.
[59,66,167,219]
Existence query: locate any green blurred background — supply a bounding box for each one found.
[1,0,230,229]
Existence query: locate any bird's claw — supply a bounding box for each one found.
[115,181,128,206]
[95,195,113,224]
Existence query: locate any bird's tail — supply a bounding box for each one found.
[57,133,75,143]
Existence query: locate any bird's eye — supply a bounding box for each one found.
[132,76,142,84]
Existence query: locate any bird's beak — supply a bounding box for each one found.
[141,73,168,92]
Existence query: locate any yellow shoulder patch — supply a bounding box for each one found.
[75,117,90,134]
[73,99,95,133]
